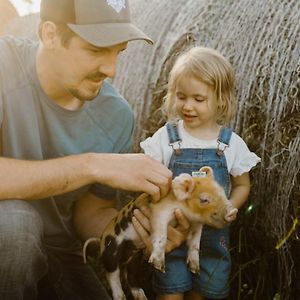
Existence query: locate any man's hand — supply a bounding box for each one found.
[132,206,190,255]
[92,153,172,202]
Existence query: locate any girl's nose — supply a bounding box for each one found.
[183,100,193,111]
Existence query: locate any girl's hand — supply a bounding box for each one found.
[132,206,190,255]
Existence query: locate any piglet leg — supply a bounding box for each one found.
[131,287,148,300]
[186,223,203,274]
[106,269,126,300]
[148,208,173,272]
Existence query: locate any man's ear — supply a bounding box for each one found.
[199,166,214,179]
[172,173,195,201]
[39,21,58,50]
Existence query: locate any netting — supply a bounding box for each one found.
[113,0,300,298]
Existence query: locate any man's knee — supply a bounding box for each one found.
[0,200,47,296]
[0,200,44,251]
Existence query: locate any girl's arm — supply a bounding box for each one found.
[229,172,251,209]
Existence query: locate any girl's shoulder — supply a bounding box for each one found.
[140,123,169,148]
[225,130,251,155]
[226,130,261,176]
[228,130,247,146]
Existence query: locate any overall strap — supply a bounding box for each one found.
[166,121,182,155]
[217,127,232,156]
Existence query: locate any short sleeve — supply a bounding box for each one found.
[140,136,164,162]
[230,134,261,176]
[140,125,173,165]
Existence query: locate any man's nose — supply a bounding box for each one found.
[99,55,117,78]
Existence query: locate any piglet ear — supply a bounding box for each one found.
[199,166,214,179]
[172,173,195,201]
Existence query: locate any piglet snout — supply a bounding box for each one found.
[224,206,238,222]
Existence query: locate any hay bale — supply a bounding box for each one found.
[113,0,300,298]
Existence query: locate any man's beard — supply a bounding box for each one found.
[69,85,102,101]
[68,71,106,101]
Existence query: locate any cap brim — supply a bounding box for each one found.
[68,23,154,47]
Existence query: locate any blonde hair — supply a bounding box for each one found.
[163,47,237,125]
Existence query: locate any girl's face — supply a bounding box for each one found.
[175,75,218,134]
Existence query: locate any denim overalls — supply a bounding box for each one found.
[153,122,233,299]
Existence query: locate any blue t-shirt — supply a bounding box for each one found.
[0,36,134,248]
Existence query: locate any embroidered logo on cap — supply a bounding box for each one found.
[106,0,126,13]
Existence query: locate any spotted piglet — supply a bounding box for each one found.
[83,166,237,300]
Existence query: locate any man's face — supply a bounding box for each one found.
[51,35,127,101]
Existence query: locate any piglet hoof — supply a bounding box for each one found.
[187,258,200,274]
[148,254,165,273]
[131,287,148,300]
[187,250,201,274]
[112,293,126,300]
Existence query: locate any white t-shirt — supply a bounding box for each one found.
[140,120,261,177]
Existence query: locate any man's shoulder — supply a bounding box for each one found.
[0,35,17,63]
[0,35,36,55]
[0,35,37,67]
[0,35,37,92]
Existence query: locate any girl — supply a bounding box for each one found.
[140,47,260,300]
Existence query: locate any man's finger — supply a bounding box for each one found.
[164,209,191,253]
[174,209,190,230]
[132,216,151,250]
[138,205,151,218]
[133,208,151,231]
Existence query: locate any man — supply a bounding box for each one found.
[0,0,189,299]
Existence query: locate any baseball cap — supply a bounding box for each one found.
[40,0,154,47]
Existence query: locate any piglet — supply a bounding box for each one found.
[83,166,237,300]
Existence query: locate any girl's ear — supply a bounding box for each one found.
[172,173,195,201]
[199,166,214,179]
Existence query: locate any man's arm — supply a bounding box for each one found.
[0,155,94,200]
[0,153,172,201]
[73,190,190,255]
[72,190,118,241]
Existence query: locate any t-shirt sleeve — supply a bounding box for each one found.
[140,126,167,163]
[140,125,174,166]
[230,134,261,176]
